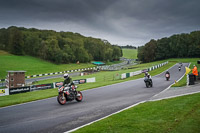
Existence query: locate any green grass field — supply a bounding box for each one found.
[0,50,95,79]
[122,48,138,59]
[33,59,175,87]
[74,93,200,133]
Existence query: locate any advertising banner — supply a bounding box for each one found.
[86,78,95,83]
[55,82,63,87]
[30,83,53,91]
[73,79,86,84]
[9,86,30,95]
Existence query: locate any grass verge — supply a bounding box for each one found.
[74,93,200,133]
[172,75,187,87]
[0,88,58,107]
[0,53,95,79]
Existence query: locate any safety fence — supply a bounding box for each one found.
[0,77,95,96]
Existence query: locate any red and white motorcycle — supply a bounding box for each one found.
[57,84,83,105]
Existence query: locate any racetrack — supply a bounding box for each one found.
[0,63,189,133]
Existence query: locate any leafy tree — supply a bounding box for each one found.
[7,27,24,55]
[0,26,122,64]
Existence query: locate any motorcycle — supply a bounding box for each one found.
[144,76,153,88]
[165,73,170,81]
[57,85,83,105]
[178,66,181,71]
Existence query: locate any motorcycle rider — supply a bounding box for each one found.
[145,72,152,84]
[165,70,170,80]
[165,70,170,75]
[63,73,74,90]
[178,66,181,71]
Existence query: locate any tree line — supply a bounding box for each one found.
[0,26,122,64]
[137,31,200,62]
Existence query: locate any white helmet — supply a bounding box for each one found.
[64,73,69,79]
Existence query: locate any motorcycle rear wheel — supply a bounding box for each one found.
[76,91,83,102]
[57,93,66,105]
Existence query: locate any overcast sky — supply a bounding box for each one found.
[0,0,200,46]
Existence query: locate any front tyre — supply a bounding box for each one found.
[146,82,149,88]
[76,91,83,102]
[57,93,66,105]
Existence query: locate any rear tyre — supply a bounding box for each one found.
[151,82,153,87]
[76,91,83,102]
[57,93,66,105]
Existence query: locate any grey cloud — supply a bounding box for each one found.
[0,0,200,46]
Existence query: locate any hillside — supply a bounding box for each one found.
[122,48,138,59]
[0,50,95,79]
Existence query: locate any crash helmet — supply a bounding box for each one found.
[145,72,148,76]
[64,73,69,79]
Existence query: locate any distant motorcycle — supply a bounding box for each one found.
[178,66,181,71]
[144,76,153,88]
[165,71,170,81]
[57,85,83,105]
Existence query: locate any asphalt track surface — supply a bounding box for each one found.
[0,63,189,133]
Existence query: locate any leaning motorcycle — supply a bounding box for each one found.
[144,76,153,88]
[57,85,83,105]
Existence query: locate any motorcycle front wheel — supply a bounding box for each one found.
[76,91,83,102]
[57,93,66,105]
[146,82,149,88]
